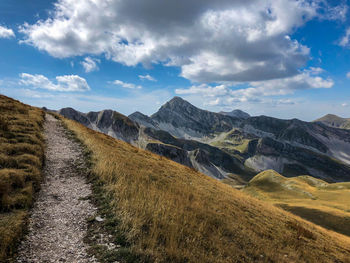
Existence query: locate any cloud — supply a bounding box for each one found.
[21,89,55,99]
[20,73,90,92]
[346,72,350,78]
[342,103,348,107]
[19,0,343,83]
[81,57,100,72]
[323,3,348,21]
[112,80,142,89]
[176,68,333,106]
[1,85,170,116]
[248,69,334,94]
[340,28,350,47]
[139,74,156,81]
[176,84,228,97]
[0,25,15,38]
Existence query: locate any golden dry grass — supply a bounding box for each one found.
[63,117,350,263]
[244,170,350,238]
[0,95,45,261]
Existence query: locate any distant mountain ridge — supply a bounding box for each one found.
[58,97,350,183]
[219,109,250,119]
[59,107,140,144]
[58,106,246,180]
[314,114,350,130]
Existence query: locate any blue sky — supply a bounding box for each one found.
[0,0,350,120]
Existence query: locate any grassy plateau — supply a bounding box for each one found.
[244,170,350,238]
[0,95,45,261]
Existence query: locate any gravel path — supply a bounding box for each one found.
[16,114,98,263]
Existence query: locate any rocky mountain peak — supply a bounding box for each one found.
[159,96,196,113]
[130,111,145,117]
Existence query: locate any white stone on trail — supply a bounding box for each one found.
[16,114,98,263]
[95,216,104,222]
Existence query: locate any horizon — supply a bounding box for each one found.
[49,95,342,122]
[1,0,350,121]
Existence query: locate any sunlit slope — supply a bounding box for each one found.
[244,170,350,237]
[314,114,350,129]
[0,95,45,261]
[63,117,350,263]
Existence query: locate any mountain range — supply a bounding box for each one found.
[57,96,350,183]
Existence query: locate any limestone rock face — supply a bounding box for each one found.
[128,111,159,129]
[59,108,139,143]
[146,143,193,168]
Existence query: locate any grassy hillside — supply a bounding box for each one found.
[314,114,350,129]
[244,170,350,237]
[62,117,350,262]
[209,129,254,158]
[0,95,45,261]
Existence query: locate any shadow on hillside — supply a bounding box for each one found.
[277,204,350,237]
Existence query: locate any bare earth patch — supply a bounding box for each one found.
[16,114,98,263]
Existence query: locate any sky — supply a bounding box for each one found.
[0,0,350,121]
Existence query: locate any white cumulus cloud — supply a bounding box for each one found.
[112,80,142,89]
[20,73,90,92]
[176,68,333,106]
[139,74,156,81]
[0,25,15,38]
[340,28,350,47]
[81,57,100,73]
[19,0,344,84]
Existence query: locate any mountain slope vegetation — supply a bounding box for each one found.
[314,114,350,130]
[244,170,350,237]
[0,95,45,261]
[62,115,350,263]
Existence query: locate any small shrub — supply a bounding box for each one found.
[0,116,9,132]
[287,221,316,240]
[14,154,41,169]
[0,211,27,261]
[0,154,17,169]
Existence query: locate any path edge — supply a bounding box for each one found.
[56,113,151,263]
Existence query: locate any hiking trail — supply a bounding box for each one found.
[16,114,98,263]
